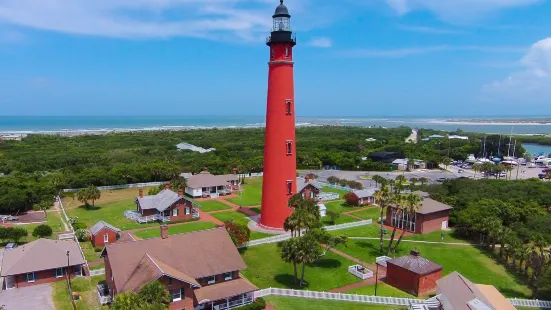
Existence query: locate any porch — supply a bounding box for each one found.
[201,185,235,198]
[196,292,254,310]
[97,283,112,305]
[124,210,171,223]
[194,278,257,310]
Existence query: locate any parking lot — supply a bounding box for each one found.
[0,284,55,310]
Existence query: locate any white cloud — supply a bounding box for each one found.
[483,37,551,103]
[384,0,544,21]
[342,45,524,58]
[307,37,332,48]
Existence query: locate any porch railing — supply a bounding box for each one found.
[348,265,374,280]
[214,296,254,310]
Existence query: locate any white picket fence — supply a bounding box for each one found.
[253,288,551,309]
[63,182,165,193]
[253,288,425,306]
[56,196,90,271]
[239,220,373,248]
[89,268,105,276]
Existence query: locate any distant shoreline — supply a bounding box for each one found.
[435,119,551,125]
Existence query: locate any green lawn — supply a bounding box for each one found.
[241,243,361,291]
[250,231,274,240]
[321,187,351,199]
[196,200,232,212]
[404,228,471,244]
[52,275,108,310]
[80,241,102,263]
[250,207,261,214]
[211,211,251,226]
[321,213,359,226]
[264,296,405,310]
[346,282,414,298]
[329,224,381,238]
[349,207,382,222]
[90,263,105,270]
[226,177,263,207]
[133,221,218,239]
[335,239,532,298]
[65,200,159,231]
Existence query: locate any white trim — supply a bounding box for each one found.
[55,267,64,278]
[171,288,182,302]
[103,233,109,243]
[26,272,36,283]
[207,275,216,285]
[145,254,200,288]
[223,272,233,281]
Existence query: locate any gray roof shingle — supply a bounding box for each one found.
[186,172,238,189]
[90,221,121,236]
[136,189,188,212]
[296,177,322,193]
[387,250,442,275]
[353,188,377,198]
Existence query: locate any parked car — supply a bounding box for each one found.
[5,243,18,250]
[436,177,447,182]
[542,168,550,173]
[6,215,18,221]
[458,169,464,173]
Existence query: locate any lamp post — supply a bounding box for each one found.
[374,263,379,296]
[66,250,71,288]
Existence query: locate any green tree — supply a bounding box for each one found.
[392,193,423,252]
[409,177,418,187]
[343,192,359,206]
[76,188,89,206]
[225,221,251,246]
[419,177,429,186]
[112,292,141,310]
[86,185,101,207]
[387,194,407,255]
[374,185,391,253]
[297,233,322,287]
[75,229,88,242]
[10,227,28,243]
[32,224,53,238]
[326,210,340,225]
[139,281,170,308]
[280,237,301,285]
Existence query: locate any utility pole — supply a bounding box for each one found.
[67,251,76,310]
[374,263,379,296]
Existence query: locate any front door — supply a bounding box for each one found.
[441,220,448,229]
[5,275,15,289]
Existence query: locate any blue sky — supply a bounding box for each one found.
[0,0,550,117]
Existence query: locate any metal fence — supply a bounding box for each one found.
[239,220,373,248]
[56,196,89,271]
[318,181,354,193]
[89,268,106,276]
[509,298,551,308]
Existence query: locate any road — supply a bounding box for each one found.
[405,129,418,143]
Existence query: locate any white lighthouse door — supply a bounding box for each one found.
[441,220,448,229]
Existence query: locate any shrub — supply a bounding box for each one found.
[72,222,87,230]
[32,224,53,238]
[234,298,266,310]
[225,221,251,246]
[327,176,339,184]
[326,210,340,225]
[343,192,359,206]
[94,246,103,252]
[75,229,89,242]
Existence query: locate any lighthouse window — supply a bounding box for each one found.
[285,100,292,115]
[286,181,293,195]
[271,48,275,60]
[286,141,292,155]
[285,47,289,58]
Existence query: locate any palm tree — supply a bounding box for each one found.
[392,193,422,253]
[76,188,89,206]
[472,164,481,179]
[372,175,382,188]
[518,244,532,275]
[86,185,101,207]
[139,281,170,308]
[281,238,300,285]
[297,233,322,287]
[387,194,407,255]
[374,185,391,253]
[419,177,429,186]
[409,177,418,187]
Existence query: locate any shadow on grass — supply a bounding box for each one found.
[77,204,101,211]
[312,258,342,269]
[274,274,311,289]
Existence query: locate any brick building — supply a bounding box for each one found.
[350,188,377,205]
[102,226,257,310]
[135,185,200,222]
[385,191,452,234]
[90,221,121,247]
[296,176,322,200]
[386,250,442,296]
[0,239,86,289]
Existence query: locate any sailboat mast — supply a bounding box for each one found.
[498,135,501,156]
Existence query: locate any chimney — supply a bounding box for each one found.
[160,225,169,239]
[164,183,170,190]
[139,189,143,198]
[410,250,420,257]
[178,189,183,197]
[232,168,237,175]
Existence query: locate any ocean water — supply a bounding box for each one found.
[1,116,551,135]
[523,143,551,156]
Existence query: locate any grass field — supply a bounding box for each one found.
[330,224,381,237]
[346,282,414,298]
[61,187,154,209]
[241,243,360,291]
[52,275,108,310]
[404,228,470,244]
[80,241,102,263]
[197,200,232,212]
[264,296,405,310]
[225,177,263,207]
[250,207,261,214]
[65,200,159,231]
[335,239,532,298]
[348,207,382,222]
[133,221,218,239]
[321,187,351,199]
[321,213,359,226]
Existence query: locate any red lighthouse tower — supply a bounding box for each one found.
[260,0,297,230]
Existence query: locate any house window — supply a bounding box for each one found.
[171,288,183,302]
[74,265,82,277]
[207,275,216,285]
[285,47,289,58]
[285,100,292,115]
[55,268,64,278]
[286,181,293,195]
[223,272,233,281]
[286,141,292,155]
[26,272,36,283]
[168,278,173,286]
[172,208,179,217]
[104,233,109,243]
[185,208,190,215]
[310,192,314,199]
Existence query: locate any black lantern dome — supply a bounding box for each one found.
[267,0,296,46]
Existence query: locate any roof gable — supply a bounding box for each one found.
[387,251,442,275]
[90,221,121,235]
[352,188,377,198]
[106,228,247,293]
[296,177,322,193]
[1,239,85,276]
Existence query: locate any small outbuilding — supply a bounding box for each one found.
[350,188,377,205]
[297,176,322,200]
[90,221,121,247]
[386,250,442,296]
[366,151,404,163]
[386,192,452,234]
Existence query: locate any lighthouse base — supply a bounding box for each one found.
[247,215,288,234]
